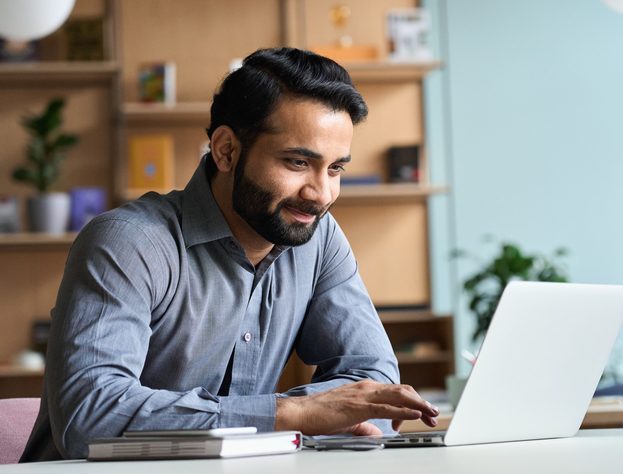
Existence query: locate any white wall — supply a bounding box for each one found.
[424,0,623,380]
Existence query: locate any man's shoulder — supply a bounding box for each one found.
[81,191,183,250]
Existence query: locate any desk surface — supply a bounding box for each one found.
[3,429,623,474]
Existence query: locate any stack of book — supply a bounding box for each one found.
[87,428,302,461]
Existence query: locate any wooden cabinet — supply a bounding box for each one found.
[0,0,452,396]
[282,0,453,389]
[381,311,454,389]
[0,0,120,394]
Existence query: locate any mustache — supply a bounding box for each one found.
[280,198,329,217]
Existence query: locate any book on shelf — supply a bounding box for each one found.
[87,430,302,461]
[63,17,105,61]
[340,174,382,186]
[387,144,419,183]
[138,62,176,104]
[128,134,174,191]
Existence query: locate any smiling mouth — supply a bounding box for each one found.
[284,205,317,224]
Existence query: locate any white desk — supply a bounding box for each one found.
[2,429,623,474]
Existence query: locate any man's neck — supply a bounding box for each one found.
[210,174,274,266]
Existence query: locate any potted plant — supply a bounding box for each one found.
[443,240,570,407]
[12,97,78,234]
[455,239,570,343]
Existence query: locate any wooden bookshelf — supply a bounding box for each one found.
[0,365,44,377]
[122,102,212,123]
[380,312,455,389]
[345,60,442,83]
[0,233,77,250]
[0,1,453,399]
[0,365,44,399]
[379,310,452,324]
[120,184,448,205]
[0,61,120,84]
[338,183,448,203]
[395,352,453,364]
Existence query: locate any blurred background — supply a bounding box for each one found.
[0,0,621,414]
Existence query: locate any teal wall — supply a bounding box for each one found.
[424,0,623,378]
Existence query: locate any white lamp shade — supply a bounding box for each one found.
[0,0,76,41]
[604,0,623,13]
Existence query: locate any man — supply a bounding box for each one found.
[21,48,438,461]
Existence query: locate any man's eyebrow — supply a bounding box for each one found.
[281,147,351,163]
[281,147,322,159]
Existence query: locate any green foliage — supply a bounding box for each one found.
[455,240,570,343]
[12,97,79,193]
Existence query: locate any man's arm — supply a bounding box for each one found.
[273,216,439,434]
[46,218,278,458]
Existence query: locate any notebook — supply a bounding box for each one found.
[308,281,623,448]
[87,430,302,461]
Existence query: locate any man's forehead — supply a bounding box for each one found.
[264,96,350,130]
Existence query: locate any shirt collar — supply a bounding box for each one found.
[182,159,233,248]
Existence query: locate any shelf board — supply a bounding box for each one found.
[121,184,447,204]
[379,310,452,324]
[0,365,44,377]
[395,352,452,364]
[121,188,174,202]
[337,183,448,204]
[344,60,442,83]
[0,61,119,84]
[122,101,212,123]
[0,232,77,249]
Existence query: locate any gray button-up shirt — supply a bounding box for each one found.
[21,161,399,461]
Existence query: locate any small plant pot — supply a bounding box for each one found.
[27,192,70,234]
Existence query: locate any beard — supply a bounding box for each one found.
[232,159,329,246]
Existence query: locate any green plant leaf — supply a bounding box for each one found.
[15,97,76,192]
[12,167,37,185]
[458,238,570,343]
[53,133,78,149]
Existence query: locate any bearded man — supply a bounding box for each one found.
[21,47,438,461]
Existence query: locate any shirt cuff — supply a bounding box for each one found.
[218,393,277,432]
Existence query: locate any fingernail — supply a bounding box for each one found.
[427,402,439,414]
[431,418,438,426]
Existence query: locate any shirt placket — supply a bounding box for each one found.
[228,286,263,395]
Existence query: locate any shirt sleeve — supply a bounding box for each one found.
[281,216,400,432]
[46,217,276,459]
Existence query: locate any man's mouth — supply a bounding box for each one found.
[283,205,318,224]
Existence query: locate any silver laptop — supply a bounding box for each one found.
[308,281,623,449]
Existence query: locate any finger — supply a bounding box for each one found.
[406,388,441,418]
[420,414,438,428]
[392,419,404,432]
[369,404,423,421]
[349,422,383,436]
[368,385,439,417]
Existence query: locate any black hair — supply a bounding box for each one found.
[204,47,368,178]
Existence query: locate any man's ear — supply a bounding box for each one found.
[210,125,241,173]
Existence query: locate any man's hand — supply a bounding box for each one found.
[275,380,439,435]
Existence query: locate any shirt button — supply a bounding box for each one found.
[243,332,252,343]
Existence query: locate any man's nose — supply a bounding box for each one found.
[300,172,333,208]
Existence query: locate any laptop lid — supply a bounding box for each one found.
[444,281,623,446]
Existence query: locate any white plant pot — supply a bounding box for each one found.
[27,192,71,234]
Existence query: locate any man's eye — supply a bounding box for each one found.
[286,159,308,168]
[330,164,346,174]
